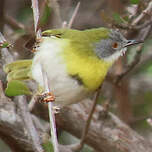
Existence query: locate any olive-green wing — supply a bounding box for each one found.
[4,59,32,81]
[42,28,110,43]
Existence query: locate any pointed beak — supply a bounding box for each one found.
[124,40,144,47]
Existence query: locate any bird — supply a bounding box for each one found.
[4,27,142,107]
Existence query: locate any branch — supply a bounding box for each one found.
[134,19,152,30]
[4,14,25,30]
[68,2,80,28]
[30,97,152,152]
[115,22,152,84]
[114,19,152,30]
[70,86,102,151]
[114,1,152,31]
[40,64,59,152]
[1,77,152,152]
[55,100,152,152]
[131,1,152,26]
[16,96,44,152]
[30,1,59,151]
[31,0,40,33]
[111,1,152,85]
[0,82,72,152]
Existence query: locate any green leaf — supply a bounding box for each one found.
[130,0,140,4]
[5,80,31,96]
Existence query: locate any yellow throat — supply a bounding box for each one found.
[61,40,112,91]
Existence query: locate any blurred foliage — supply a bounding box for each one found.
[134,92,152,117]
[17,7,33,24]
[0,41,12,49]
[130,0,140,4]
[42,140,54,152]
[113,13,125,24]
[132,92,152,134]
[40,5,51,26]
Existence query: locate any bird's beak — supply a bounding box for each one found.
[124,40,144,47]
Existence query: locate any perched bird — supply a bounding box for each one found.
[4,27,142,107]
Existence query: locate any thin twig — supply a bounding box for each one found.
[71,86,102,151]
[114,2,152,31]
[31,0,40,33]
[135,19,152,30]
[114,18,152,31]
[4,14,25,30]
[114,19,152,30]
[28,96,37,111]
[131,1,152,26]
[68,2,80,28]
[115,44,143,84]
[113,23,132,30]
[40,64,59,152]
[16,96,44,152]
[31,0,58,151]
[31,0,42,39]
[0,80,5,98]
[115,23,152,84]
[80,87,102,145]
[113,1,152,85]
[29,0,41,113]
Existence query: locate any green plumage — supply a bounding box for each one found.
[43,27,110,49]
[42,28,112,90]
[4,28,112,96]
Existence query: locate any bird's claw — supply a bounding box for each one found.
[37,92,55,103]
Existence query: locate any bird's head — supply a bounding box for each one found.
[94,30,143,62]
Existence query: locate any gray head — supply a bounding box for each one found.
[94,30,143,62]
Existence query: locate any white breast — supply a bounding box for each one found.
[31,37,88,107]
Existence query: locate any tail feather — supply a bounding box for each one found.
[4,59,32,81]
[4,59,32,73]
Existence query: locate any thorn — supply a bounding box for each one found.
[53,106,60,114]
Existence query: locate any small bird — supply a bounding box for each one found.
[4,27,142,107]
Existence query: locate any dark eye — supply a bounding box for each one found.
[112,42,118,49]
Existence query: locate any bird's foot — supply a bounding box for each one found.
[37,92,55,103]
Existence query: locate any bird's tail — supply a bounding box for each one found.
[4,59,32,81]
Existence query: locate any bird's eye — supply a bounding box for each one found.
[112,42,118,49]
